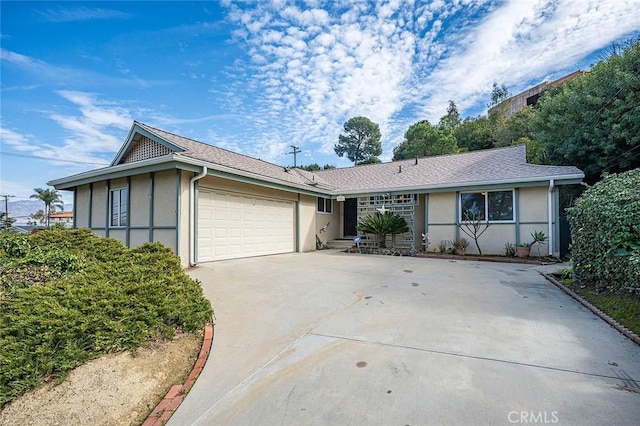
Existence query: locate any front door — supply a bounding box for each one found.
[343,198,358,237]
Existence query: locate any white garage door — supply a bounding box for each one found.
[197,189,295,262]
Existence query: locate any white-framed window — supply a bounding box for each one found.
[460,190,514,222]
[110,187,128,227]
[317,197,332,214]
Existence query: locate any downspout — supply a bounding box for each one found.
[548,179,554,256]
[189,167,208,266]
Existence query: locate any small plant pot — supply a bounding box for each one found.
[516,246,530,258]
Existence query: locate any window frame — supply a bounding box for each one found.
[317,197,332,214]
[109,187,129,227]
[459,189,515,223]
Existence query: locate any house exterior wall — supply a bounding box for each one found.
[423,186,552,256]
[414,194,426,250]
[75,185,90,228]
[300,195,318,252]
[72,170,180,255]
[424,192,457,251]
[315,198,340,246]
[518,186,550,245]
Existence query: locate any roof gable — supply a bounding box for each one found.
[111,122,185,166]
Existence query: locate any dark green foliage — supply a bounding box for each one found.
[392,120,458,160]
[453,115,496,152]
[567,170,640,294]
[534,39,640,184]
[357,212,409,248]
[334,116,382,166]
[0,230,212,406]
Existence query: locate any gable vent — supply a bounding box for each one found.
[121,136,173,164]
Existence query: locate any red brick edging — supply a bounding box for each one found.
[142,323,214,426]
[417,253,545,265]
[542,273,640,346]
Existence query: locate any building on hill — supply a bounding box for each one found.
[489,70,587,117]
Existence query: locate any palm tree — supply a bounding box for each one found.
[357,212,409,248]
[31,187,64,227]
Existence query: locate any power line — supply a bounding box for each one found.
[1,194,16,230]
[288,145,301,168]
[0,151,109,166]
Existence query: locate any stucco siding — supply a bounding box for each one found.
[414,194,426,250]
[91,181,107,229]
[315,198,340,245]
[428,193,456,224]
[129,229,149,248]
[154,229,177,252]
[153,170,178,227]
[300,195,318,252]
[75,184,90,228]
[462,224,516,255]
[129,174,149,227]
[519,187,548,223]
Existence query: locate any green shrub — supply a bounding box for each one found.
[357,212,409,248]
[567,170,640,294]
[0,230,212,406]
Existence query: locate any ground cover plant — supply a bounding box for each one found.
[554,268,640,337]
[0,229,212,407]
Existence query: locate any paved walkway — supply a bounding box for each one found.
[169,251,640,425]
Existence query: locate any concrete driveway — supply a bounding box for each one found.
[169,251,640,425]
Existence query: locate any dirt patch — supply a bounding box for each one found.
[0,333,201,426]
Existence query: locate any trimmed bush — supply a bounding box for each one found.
[567,170,640,294]
[0,230,212,406]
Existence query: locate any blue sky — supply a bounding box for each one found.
[1,0,639,205]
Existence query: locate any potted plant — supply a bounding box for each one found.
[516,242,530,258]
[453,237,469,255]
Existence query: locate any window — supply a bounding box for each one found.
[460,190,513,222]
[110,187,128,227]
[317,197,332,213]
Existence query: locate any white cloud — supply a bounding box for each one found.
[218,0,639,163]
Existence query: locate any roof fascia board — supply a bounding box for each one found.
[110,123,185,166]
[49,155,179,189]
[175,156,330,197]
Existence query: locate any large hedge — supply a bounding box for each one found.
[568,170,640,294]
[0,229,212,406]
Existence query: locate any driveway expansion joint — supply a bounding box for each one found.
[307,332,640,383]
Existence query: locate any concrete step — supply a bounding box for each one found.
[326,239,355,250]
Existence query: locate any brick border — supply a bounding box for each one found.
[142,323,214,426]
[542,273,640,346]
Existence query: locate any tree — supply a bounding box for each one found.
[453,115,496,151]
[31,187,64,227]
[392,120,458,160]
[1,211,16,230]
[29,209,46,225]
[334,116,382,165]
[457,211,491,255]
[356,212,409,248]
[299,163,322,171]
[439,100,461,131]
[488,82,510,108]
[534,38,640,184]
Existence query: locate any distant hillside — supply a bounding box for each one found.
[4,200,73,225]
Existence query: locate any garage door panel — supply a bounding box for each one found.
[198,190,294,262]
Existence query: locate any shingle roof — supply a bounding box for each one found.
[135,122,335,189]
[120,122,584,195]
[314,145,583,193]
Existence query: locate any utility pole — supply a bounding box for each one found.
[289,145,301,168]
[1,194,15,230]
